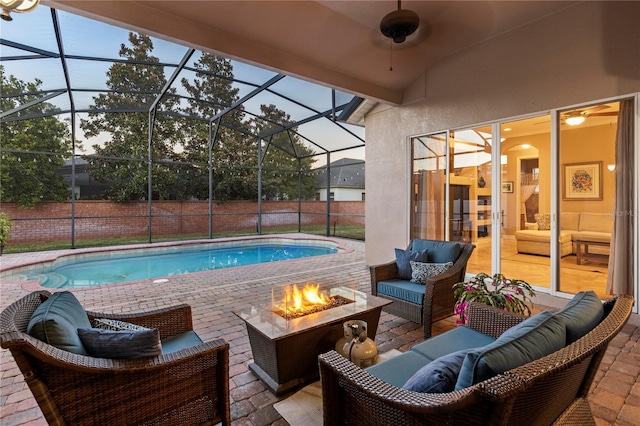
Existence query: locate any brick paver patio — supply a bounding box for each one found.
[1,234,638,425]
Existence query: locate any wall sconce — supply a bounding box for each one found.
[1,0,40,21]
[607,164,616,172]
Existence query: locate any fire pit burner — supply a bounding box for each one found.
[274,295,352,320]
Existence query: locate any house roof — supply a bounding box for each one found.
[315,158,365,189]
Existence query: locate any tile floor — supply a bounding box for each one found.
[1,235,638,425]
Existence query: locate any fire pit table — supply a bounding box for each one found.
[234,285,391,395]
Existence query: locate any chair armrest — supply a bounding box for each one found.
[465,302,527,338]
[369,260,398,295]
[87,304,193,339]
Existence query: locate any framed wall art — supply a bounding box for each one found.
[502,181,514,193]
[563,161,602,200]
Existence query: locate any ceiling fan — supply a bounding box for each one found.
[534,104,618,126]
[380,0,420,44]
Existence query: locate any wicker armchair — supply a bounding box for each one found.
[370,239,475,338]
[0,291,231,426]
[319,295,634,425]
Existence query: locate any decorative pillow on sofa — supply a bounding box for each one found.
[93,318,149,331]
[27,291,92,355]
[455,311,566,390]
[395,248,429,280]
[534,213,551,230]
[553,290,603,344]
[78,327,162,359]
[409,261,453,284]
[403,348,473,393]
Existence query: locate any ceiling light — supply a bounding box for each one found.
[565,115,585,126]
[503,127,512,132]
[380,0,420,44]
[521,144,530,149]
[0,0,39,21]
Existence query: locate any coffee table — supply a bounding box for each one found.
[575,239,610,265]
[234,287,391,395]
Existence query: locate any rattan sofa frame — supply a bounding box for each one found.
[319,295,634,426]
[370,240,475,338]
[0,290,231,426]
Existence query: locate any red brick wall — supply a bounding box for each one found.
[1,200,364,243]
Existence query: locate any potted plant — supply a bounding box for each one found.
[453,272,536,324]
[0,213,12,255]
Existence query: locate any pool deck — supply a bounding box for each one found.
[1,234,639,425]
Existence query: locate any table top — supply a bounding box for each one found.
[234,286,391,340]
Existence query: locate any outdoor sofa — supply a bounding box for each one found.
[0,290,231,426]
[319,292,634,425]
[370,239,475,338]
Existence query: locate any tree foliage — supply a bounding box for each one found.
[80,33,185,201]
[0,66,72,208]
[251,104,317,200]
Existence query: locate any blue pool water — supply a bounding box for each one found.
[15,241,338,289]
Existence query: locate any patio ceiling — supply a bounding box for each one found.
[45,0,581,106]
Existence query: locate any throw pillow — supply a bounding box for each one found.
[534,213,551,231]
[78,328,162,359]
[455,311,566,390]
[93,318,149,331]
[27,291,92,355]
[402,349,472,393]
[409,261,454,284]
[553,291,603,344]
[395,248,429,280]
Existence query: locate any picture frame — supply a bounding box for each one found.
[502,181,513,193]
[563,161,602,200]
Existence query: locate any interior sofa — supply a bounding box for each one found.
[319,292,634,425]
[0,290,231,426]
[515,212,613,257]
[370,239,475,338]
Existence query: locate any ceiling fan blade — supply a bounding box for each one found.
[583,104,609,113]
[588,112,619,117]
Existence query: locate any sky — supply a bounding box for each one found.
[1,4,365,167]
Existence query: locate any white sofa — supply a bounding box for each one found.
[515,212,613,257]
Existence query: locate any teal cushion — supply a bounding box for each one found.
[376,279,424,305]
[161,330,203,354]
[27,291,92,355]
[395,248,429,279]
[455,312,566,390]
[411,326,496,360]
[554,291,603,344]
[403,349,473,393]
[78,327,162,359]
[411,240,462,264]
[366,350,433,388]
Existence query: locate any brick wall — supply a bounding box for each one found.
[1,200,364,243]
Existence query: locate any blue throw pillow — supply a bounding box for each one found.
[455,311,566,390]
[411,240,462,264]
[402,349,472,393]
[78,327,162,359]
[395,248,428,280]
[553,291,603,344]
[27,291,92,355]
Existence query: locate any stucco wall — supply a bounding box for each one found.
[365,1,640,265]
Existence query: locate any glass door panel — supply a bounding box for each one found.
[411,133,447,240]
[499,117,551,289]
[448,127,492,275]
[558,101,620,298]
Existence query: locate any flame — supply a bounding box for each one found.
[276,283,330,316]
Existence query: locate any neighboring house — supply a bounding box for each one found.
[314,158,365,201]
[57,158,110,200]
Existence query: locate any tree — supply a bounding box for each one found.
[80,33,185,201]
[251,104,317,200]
[0,66,72,208]
[180,53,257,201]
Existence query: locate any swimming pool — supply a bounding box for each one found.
[7,239,340,289]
